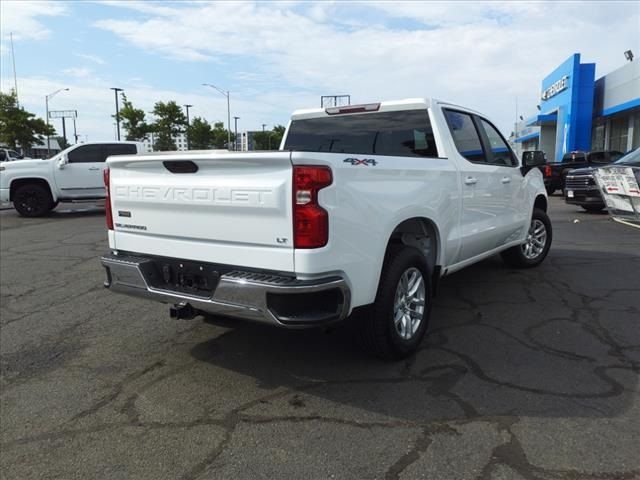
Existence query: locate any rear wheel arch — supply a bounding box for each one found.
[534,194,547,212]
[381,217,441,292]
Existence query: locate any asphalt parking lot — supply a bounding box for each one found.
[1,197,638,480]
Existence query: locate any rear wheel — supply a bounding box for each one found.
[356,247,432,360]
[501,208,552,268]
[13,184,54,217]
[546,187,555,195]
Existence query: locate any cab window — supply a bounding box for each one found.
[444,110,486,163]
[67,145,103,163]
[478,118,517,166]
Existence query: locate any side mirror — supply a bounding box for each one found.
[57,156,68,169]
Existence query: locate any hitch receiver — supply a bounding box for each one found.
[169,303,197,320]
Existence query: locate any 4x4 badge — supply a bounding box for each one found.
[344,158,377,166]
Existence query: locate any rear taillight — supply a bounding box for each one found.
[544,165,552,177]
[293,166,332,248]
[103,167,113,230]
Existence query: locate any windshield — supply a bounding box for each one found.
[612,148,640,167]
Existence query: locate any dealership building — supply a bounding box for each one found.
[513,53,640,162]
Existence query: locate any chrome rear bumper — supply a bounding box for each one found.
[101,252,351,327]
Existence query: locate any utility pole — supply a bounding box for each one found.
[61,117,67,147]
[111,87,123,141]
[262,123,266,132]
[73,113,78,143]
[234,116,240,151]
[183,104,193,150]
[202,83,231,150]
[10,32,19,107]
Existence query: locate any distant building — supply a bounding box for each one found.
[240,131,260,151]
[26,137,62,159]
[142,132,188,152]
[513,53,639,161]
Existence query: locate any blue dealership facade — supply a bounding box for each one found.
[513,53,640,161]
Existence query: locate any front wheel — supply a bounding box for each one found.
[13,184,54,217]
[356,247,432,360]
[501,208,552,268]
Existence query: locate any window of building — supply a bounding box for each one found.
[633,112,640,150]
[609,115,629,152]
[444,110,486,163]
[591,123,605,151]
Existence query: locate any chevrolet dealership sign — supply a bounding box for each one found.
[541,75,569,101]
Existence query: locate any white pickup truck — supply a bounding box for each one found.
[0,141,144,216]
[101,99,551,359]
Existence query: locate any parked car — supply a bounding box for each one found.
[0,141,144,217]
[565,150,632,211]
[539,150,625,195]
[0,148,31,162]
[100,98,551,360]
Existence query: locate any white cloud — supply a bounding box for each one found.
[74,53,107,65]
[91,1,639,135]
[0,0,67,41]
[62,67,93,78]
[2,1,638,142]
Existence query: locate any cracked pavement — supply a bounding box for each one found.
[1,198,638,480]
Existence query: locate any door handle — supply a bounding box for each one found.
[464,176,478,185]
[501,176,511,184]
[88,167,100,171]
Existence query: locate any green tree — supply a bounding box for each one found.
[270,125,286,149]
[55,136,70,150]
[187,117,213,149]
[211,121,235,149]
[0,91,55,151]
[117,93,149,141]
[150,100,187,151]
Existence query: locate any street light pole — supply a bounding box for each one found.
[183,104,193,150]
[234,116,240,151]
[111,87,123,141]
[202,83,231,150]
[45,88,69,157]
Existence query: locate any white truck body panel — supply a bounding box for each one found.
[108,152,295,272]
[102,98,547,321]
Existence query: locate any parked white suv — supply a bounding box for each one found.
[101,99,551,359]
[0,141,144,216]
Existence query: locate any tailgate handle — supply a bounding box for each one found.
[163,161,199,174]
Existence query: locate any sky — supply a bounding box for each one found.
[0,0,638,143]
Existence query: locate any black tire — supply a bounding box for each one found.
[581,205,605,212]
[501,208,552,268]
[546,187,555,196]
[13,183,54,217]
[356,247,432,360]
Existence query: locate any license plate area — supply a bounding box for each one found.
[139,258,222,297]
[567,190,574,198]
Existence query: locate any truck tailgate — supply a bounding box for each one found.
[107,152,294,272]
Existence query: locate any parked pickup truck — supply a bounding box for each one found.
[0,141,144,216]
[541,150,625,195]
[101,99,551,359]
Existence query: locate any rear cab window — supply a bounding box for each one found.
[283,110,439,158]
